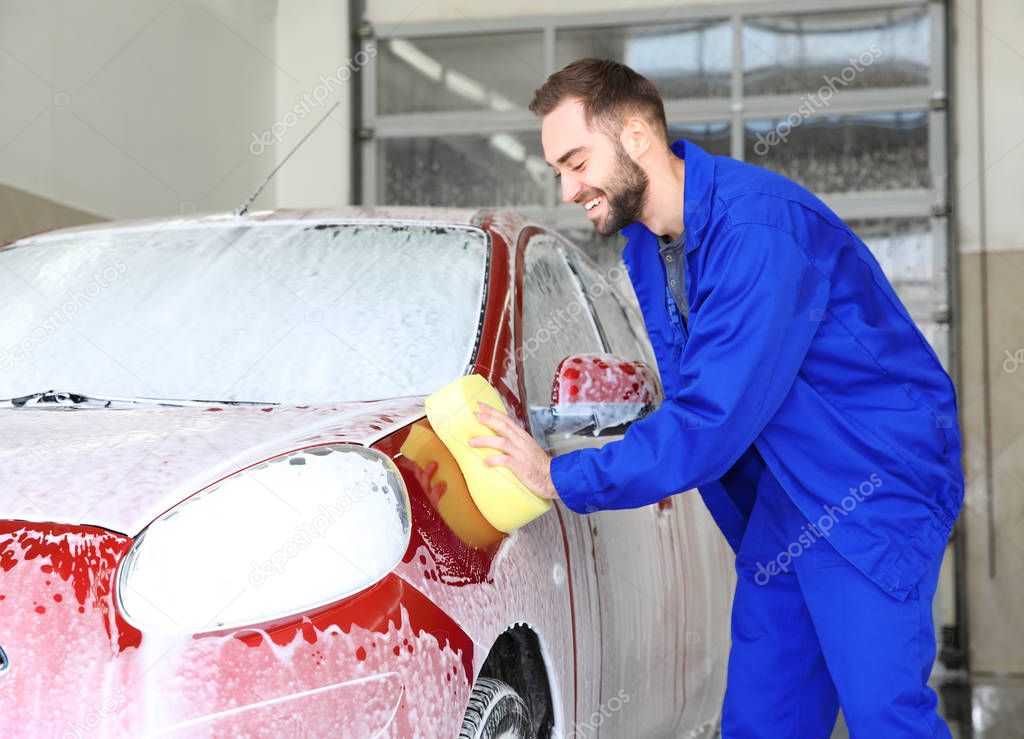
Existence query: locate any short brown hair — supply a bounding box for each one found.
[529,58,668,141]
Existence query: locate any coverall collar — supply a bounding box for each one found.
[620,138,715,260]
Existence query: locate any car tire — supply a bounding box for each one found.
[458,676,533,739]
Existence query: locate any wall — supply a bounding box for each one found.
[365,0,784,25]
[952,0,1024,674]
[0,0,312,231]
[271,0,352,207]
[0,183,100,245]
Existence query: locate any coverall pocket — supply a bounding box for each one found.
[809,536,851,570]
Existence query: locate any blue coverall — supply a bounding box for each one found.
[549,139,964,737]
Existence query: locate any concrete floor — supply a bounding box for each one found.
[828,672,1024,738]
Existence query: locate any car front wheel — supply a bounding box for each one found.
[458,677,533,739]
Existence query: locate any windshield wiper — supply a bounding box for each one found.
[0,390,276,408]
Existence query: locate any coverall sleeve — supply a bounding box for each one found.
[549,223,830,513]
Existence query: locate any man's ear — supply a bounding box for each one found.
[619,116,652,160]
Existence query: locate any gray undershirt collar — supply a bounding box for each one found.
[658,231,689,326]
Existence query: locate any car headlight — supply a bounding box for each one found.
[117,444,410,634]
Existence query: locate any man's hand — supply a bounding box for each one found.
[469,401,559,501]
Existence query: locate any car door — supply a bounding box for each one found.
[565,245,734,736]
[518,229,684,738]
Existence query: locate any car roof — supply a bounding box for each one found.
[6,206,497,244]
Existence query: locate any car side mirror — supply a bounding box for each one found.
[529,353,663,437]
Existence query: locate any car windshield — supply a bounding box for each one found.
[0,221,488,404]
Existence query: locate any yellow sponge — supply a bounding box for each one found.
[424,374,552,533]
[399,420,504,549]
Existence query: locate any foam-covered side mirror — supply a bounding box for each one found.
[532,353,663,437]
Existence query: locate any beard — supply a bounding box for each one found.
[585,143,649,236]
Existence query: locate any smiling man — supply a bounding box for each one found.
[470,58,963,737]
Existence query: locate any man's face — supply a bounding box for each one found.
[541,99,649,236]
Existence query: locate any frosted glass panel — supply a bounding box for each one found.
[378,33,543,114]
[744,112,929,192]
[558,21,732,98]
[669,122,731,157]
[743,7,930,96]
[380,133,547,207]
[849,217,934,283]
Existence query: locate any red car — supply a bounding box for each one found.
[0,208,733,738]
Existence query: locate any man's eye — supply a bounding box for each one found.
[553,160,585,180]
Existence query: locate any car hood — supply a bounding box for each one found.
[0,396,425,536]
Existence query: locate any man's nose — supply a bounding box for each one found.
[561,175,583,204]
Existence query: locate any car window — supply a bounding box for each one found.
[520,233,603,410]
[613,270,660,373]
[0,222,488,403]
[566,251,657,368]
